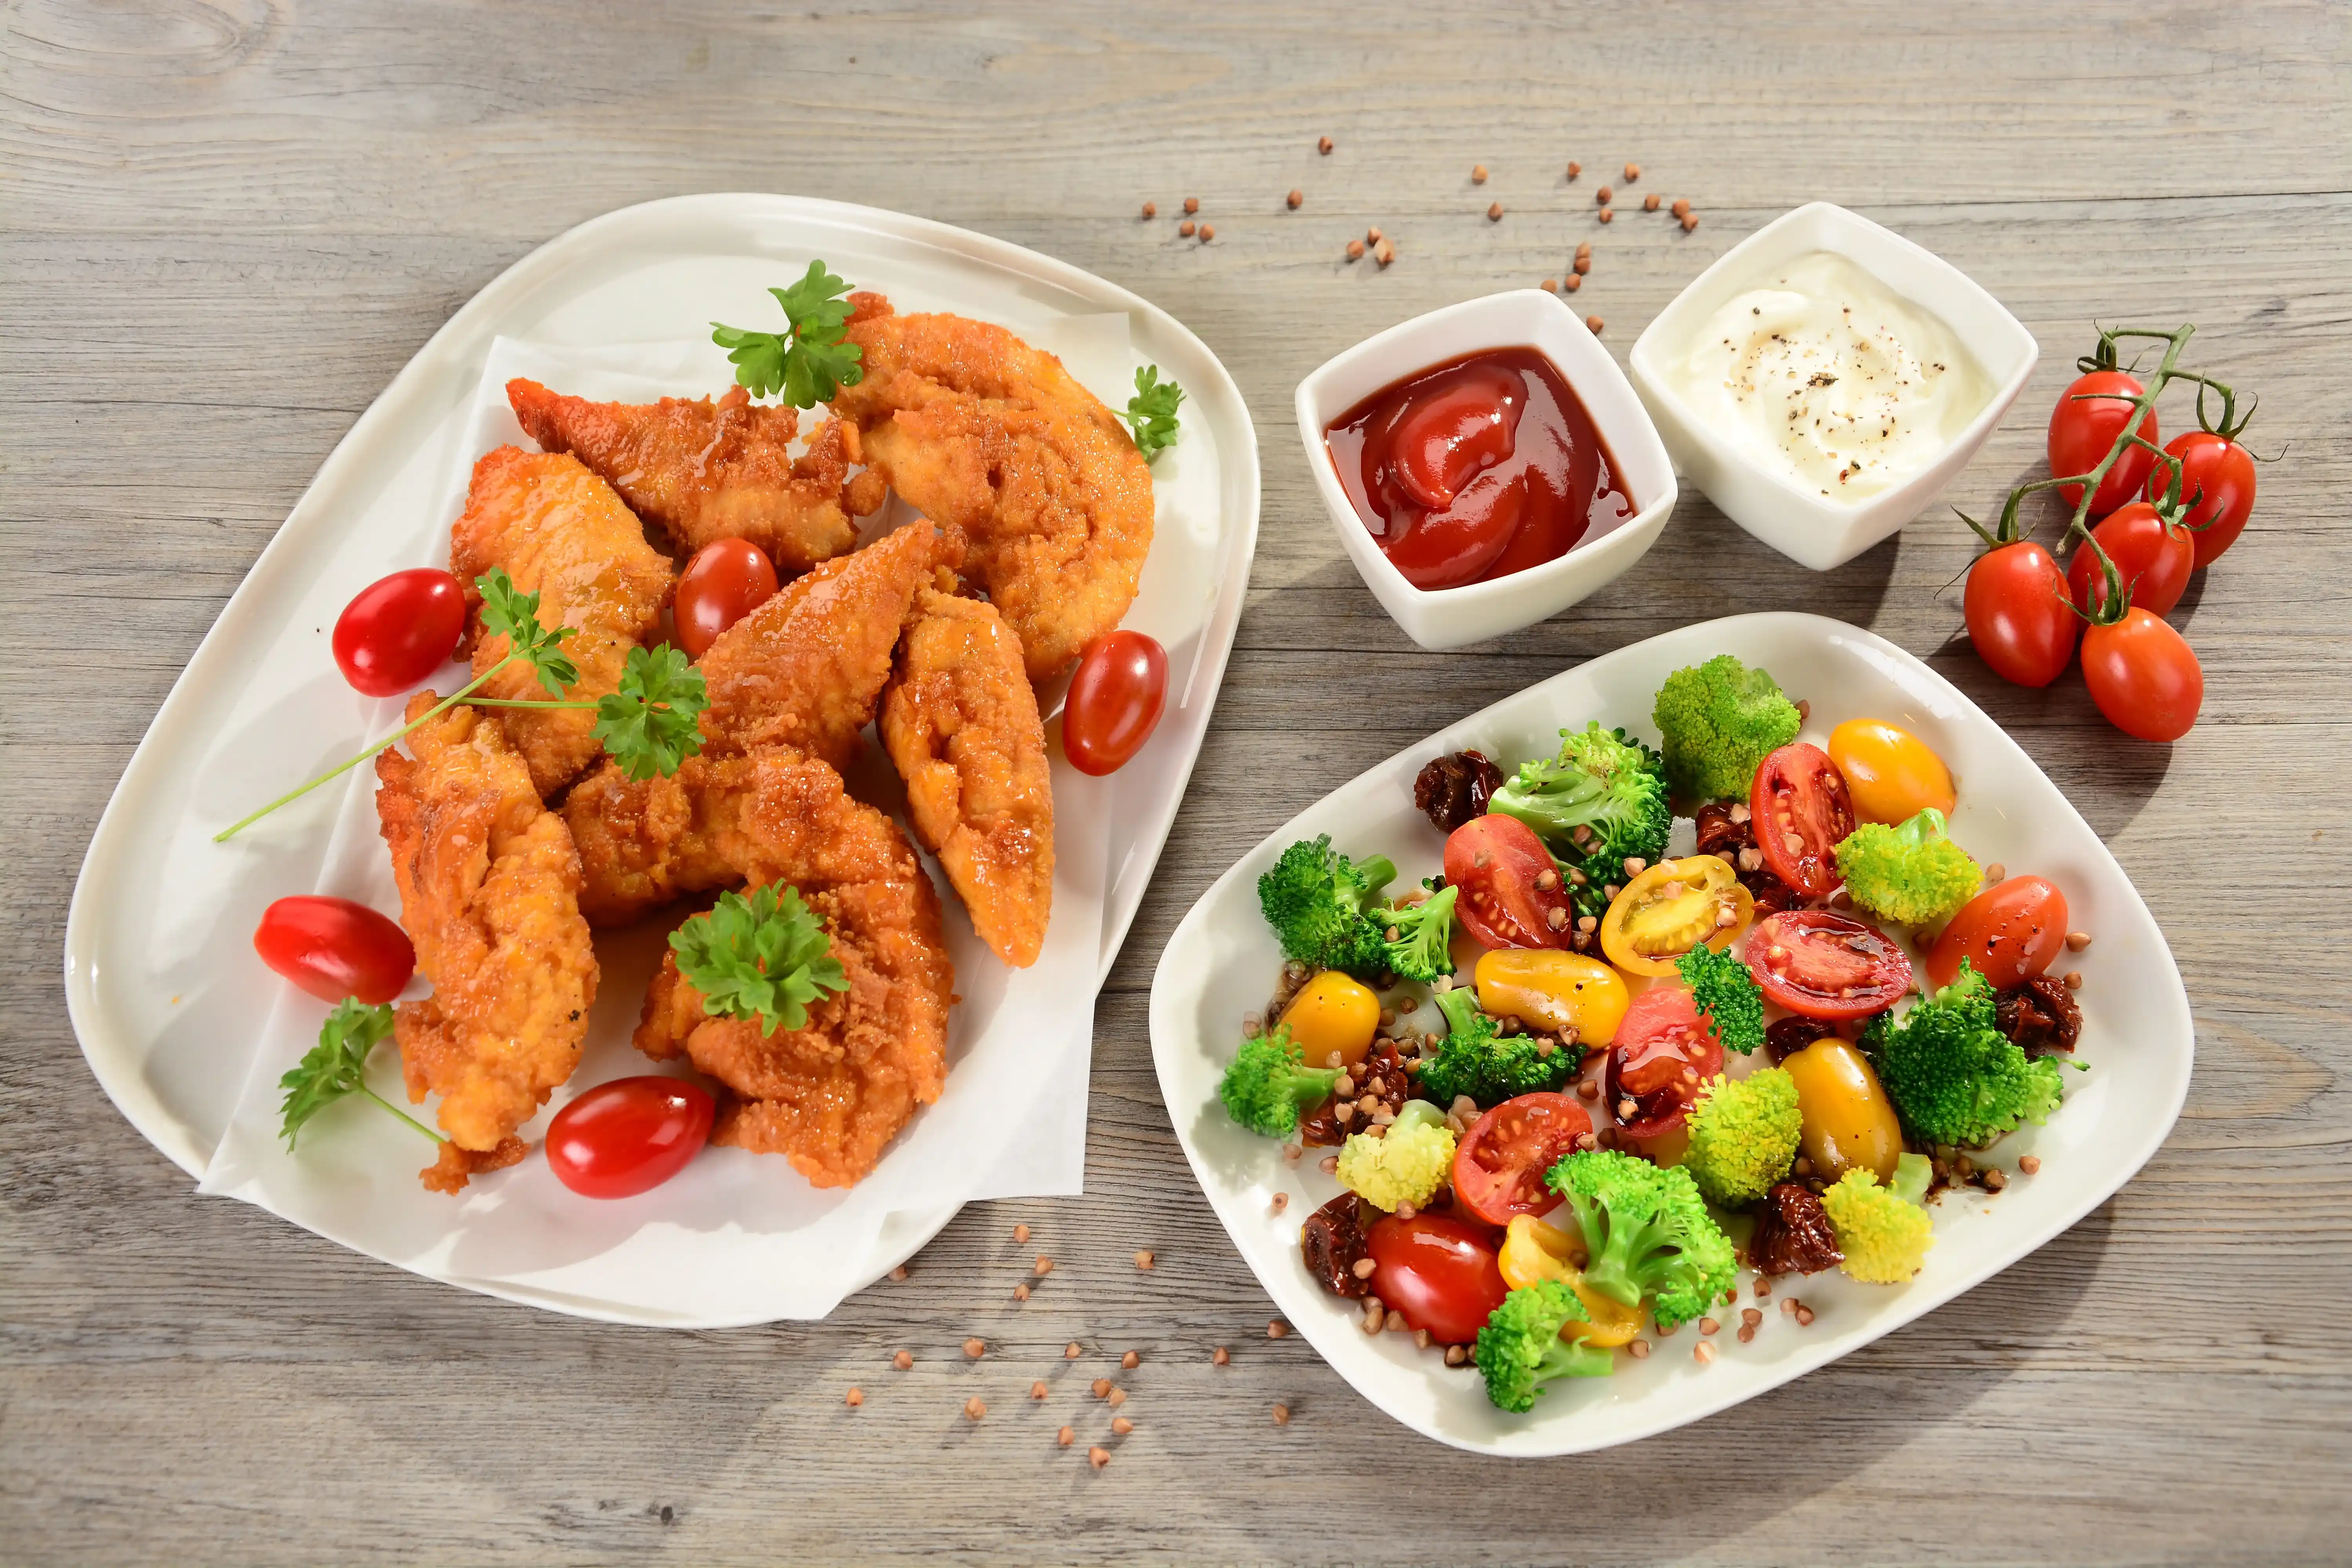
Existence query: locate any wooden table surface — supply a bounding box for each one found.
[7,2,2350,1563]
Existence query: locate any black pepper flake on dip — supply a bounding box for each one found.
[1414,750,1505,832]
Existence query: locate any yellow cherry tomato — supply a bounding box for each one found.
[1495,1217,1644,1345]
[1782,1036,1904,1184]
[1278,970,1380,1070]
[1828,718,1956,826]
[1474,949,1631,1046]
[1599,854,1755,978]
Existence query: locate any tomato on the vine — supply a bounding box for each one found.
[1747,909,1913,1020]
[1365,1212,1508,1343]
[2049,368,2157,517]
[1964,540,2077,688]
[1749,743,1854,899]
[1063,630,1168,776]
[254,895,415,1004]
[2156,429,2257,568]
[1445,814,1576,949]
[675,538,780,659]
[1451,1092,1591,1227]
[333,568,466,697]
[1927,876,2069,991]
[546,1076,716,1199]
[2067,503,2194,618]
[2081,605,2202,741]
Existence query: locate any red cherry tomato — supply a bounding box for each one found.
[1451,1092,1592,1227]
[333,568,466,697]
[1365,1212,1509,1344]
[1389,365,1524,509]
[1927,876,2069,991]
[2049,369,2157,517]
[675,538,780,659]
[1444,814,1576,950]
[1063,630,1169,775]
[1747,909,1913,1020]
[253,895,415,1004]
[1749,743,1855,900]
[2155,429,2257,569]
[1604,987,1724,1157]
[2081,607,2203,742]
[546,1076,717,1199]
[2066,503,2195,618]
[1965,540,2078,688]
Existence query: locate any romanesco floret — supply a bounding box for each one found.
[1216,1026,1341,1138]
[1651,655,1802,804]
[1679,1068,1802,1206]
[1417,986,1581,1109]
[1676,942,1765,1055]
[1474,1280,1613,1412]
[1866,962,2078,1148]
[1256,835,1396,978]
[1545,1149,1738,1330]
[1333,1100,1456,1212]
[1376,886,1459,985]
[1488,722,1671,918]
[1833,808,1982,926]
[1821,1165,1936,1283]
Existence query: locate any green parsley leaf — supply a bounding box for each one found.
[710,260,866,408]
[593,643,708,781]
[1122,364,1185,461]
[669,884,849,1037]
[475,567,579,696]
[278,998,397,1148]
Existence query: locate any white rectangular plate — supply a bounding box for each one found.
[1149,612,2190,1455]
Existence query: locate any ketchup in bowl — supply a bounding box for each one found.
[1324,347,1634,591]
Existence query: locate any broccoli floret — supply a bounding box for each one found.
[1256,835,1397,978]
[1489,723,1672,913]
[1417,987,1581,1109]
[1680,1068,1802,1206]
[1675,943,1765,1056]
[1834,808,1982,926]
[1216,1025,1341,1138]
[1334,1100,1456,1212]
[1376,886,1459,985]
[1821,1166,1936,1283]
[1866,962,2079,1148]
[1545,1149,1739,1330]
[1652,655,1802,804]
[1474,1280,1614,1412]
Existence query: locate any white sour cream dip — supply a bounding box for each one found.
[1666,251,1992,502]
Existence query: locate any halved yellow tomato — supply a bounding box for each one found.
[1495,1217,1645,1345]
[1599,854,1755,977]
[1828,718,1956,826]
[1474,949,1631,1045]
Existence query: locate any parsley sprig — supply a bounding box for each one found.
[1122,364,1185,461]
[277,998,443,1149]
[711,260,865,408]
[669,884,849,1036]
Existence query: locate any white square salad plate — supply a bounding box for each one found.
[1149,612,2190,1455]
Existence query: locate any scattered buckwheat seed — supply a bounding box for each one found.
[965,1397,987,1421]
[1140,201,1155,219]
[1121,1350,1140,1370]
[1065,1341,1082,1359]
[1030,1381,1049,1401]
[1346,239,1365,261]
[2019,1154,2043,1175]
[1058,1425,1076,1447]
[1318,1155,1340,1174]
[1566,160,1582,178]
[1107,1388,1127,1409]
[1628,1338,1652,1359]
[1694,1341,1718,1365]
[1272,1403,1292,1425]
[1014,1223,1029,1243]
[1985,862,2006,884]
[1586,315,1604,335]
[1089,1445,1110,1469]
[1198,223,1214,242]
[1213,1346,1230,1366]
[1112,1417,1134,1436]
[1565,274,1581,291]
[1270,1192,1289,1214]
[964,1338,985,1359]
[1269,1319,1290,1339]
[1013,1284,1030,1302]
[1488,201,1504,221]
[1287,189,1303,209]
[893,1350,913,1370]
[1681,212,1698,231]
[1643,193,1660,211]
[1034,1255,1054,1274]
[1178,221,1194,237]
[1374,239,1395,266]
[1319,135,1334,154]
[1671,198,1691,218]
[846,1387,863,1406]
[1182,196,1199,215]
[1134,1250,1155,1271]
[1092,1378,1111,1399]
[889,1265,907,1281]
[1367,225,1383,243]
[2063,970,2083,990]
[1472,163,1489,184]
[1599,208,1613,223]
[1699,1316,1720,1336]
[1596,185,1613,205]
[1795,1305,1816,1327]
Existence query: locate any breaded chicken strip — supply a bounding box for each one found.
[632,750,953,1189]
[833,295,1155,682]
[450,446,674,798]
[881,588,1054,967]
[506,378,883,574]
[375,694,597,1192]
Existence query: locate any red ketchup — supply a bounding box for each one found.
[1324,347,1634,591]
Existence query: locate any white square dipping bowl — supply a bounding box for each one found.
[1295,290,1678,651]
[1628,202,2039,572]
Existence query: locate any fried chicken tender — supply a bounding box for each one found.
[833,295,1156,682]
[881,588,1054,967]
[375,694,597,1191]
[631,751,953,1189]
[507,378,882,574]
[450,447,674,798]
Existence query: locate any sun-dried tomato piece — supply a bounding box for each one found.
[1413,750,1505,833]
[1764,1014,1833,1065]
[1692,799,1800,911]
[1749,1182,1844,1277]
[1300,1192,1372,1298]
[1996,973,2082,1056]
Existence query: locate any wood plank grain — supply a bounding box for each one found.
[4,0,2350,1563]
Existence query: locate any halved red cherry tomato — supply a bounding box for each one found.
[1747,909,1913,1020]
[1063,630,1168,775]
[2082,606,2202,742]
[1749,743,1855,900]
[1452,1092,1592,1226]
[333,568,466,697]
[1604,987,1724,1162]
[1365,1212,1509,1344]
[2067,503,2194,618]
[1927,875,2068,991]
[546,1077,716,1199]
[1389,364,1524,509]
[2157,428,2257,569]
[1446,814,1576,949]
[2049,369,2156,517]
[254,895,416,1004]
[675,538,780,659]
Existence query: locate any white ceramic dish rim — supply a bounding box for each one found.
[63,194,1262,1307]
[1148,611,2191,1455]
[1294,289,1679,621]
[1628,201,2039,526]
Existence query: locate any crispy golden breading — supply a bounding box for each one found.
[881,588,1053,967]
[449,447,674,798]
[833,294,1155,682]
[375,695,597,1190]
[632,751,953,1189]
[507,378,880,573]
